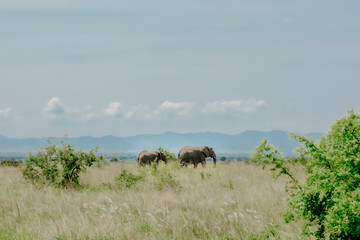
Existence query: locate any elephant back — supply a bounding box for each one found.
[179,146,204,155]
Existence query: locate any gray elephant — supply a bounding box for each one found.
[137,150,167,166]
[178,146,217,168]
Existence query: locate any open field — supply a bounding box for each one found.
[0,161,307,240]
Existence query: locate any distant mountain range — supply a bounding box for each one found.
[0,131,324,158]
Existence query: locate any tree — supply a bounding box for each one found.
[250,110,360,239]
[157,147,177,161]
[23,138,103,188]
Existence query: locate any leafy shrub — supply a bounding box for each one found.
[0,160,22,167]
[23,139,103,188]
[250,110,360,239]
[286,157,307,165]
[250,138,298,183]
[157,147,177,161]
[115,169,144,189]
[151,162,180,191]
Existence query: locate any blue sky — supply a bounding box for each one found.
[0,0,359,138]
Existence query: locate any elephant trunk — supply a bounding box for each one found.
[213,157,216,167]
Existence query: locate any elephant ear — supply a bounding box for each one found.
[160,151,166,160]
[157,151,161,160]
[202,146,211,157]
[209,147,214,154]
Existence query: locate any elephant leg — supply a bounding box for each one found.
[200,155,206,168]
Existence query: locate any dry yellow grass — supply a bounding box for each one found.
[0,161,307,240]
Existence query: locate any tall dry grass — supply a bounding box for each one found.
[0,161,307,239]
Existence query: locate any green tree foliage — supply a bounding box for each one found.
[250,138,297,183]
[157,147,177,161]
[250,110,360,239]
[23,139,103,188]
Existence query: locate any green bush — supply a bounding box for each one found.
[250,138,297,183]
[23,139,103,188]
[0,160,22,167]
[157,147,177,161]
[151,162,180,191]
[250,110,360,239]
[115,169,144,189]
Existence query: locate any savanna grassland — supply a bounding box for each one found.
[0,161,307,240]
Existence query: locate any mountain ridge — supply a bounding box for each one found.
[0,131,324,157]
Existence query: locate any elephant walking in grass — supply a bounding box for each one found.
[138,150,167,167]
[178,146,217,168]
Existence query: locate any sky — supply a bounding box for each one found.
[0,0,359,138]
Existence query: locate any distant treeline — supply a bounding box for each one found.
[0,156,23,161]
[0,154,250,163]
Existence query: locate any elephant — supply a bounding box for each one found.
[178,146,217,168]
[137,150,167,166]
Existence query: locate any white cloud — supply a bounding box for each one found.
[104,102,147,119]
[103,102,144,119]
[103,101,195,120]
[82,112,99,121]
[78,105,104,121]
[0,107,11,118]
[202,99,267,115]
[48,98,264,124]
[42,97,103,122]
[124,105,150,119]
[43,97,66,118]
[105,102,123,117]
[155,101,195,117]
